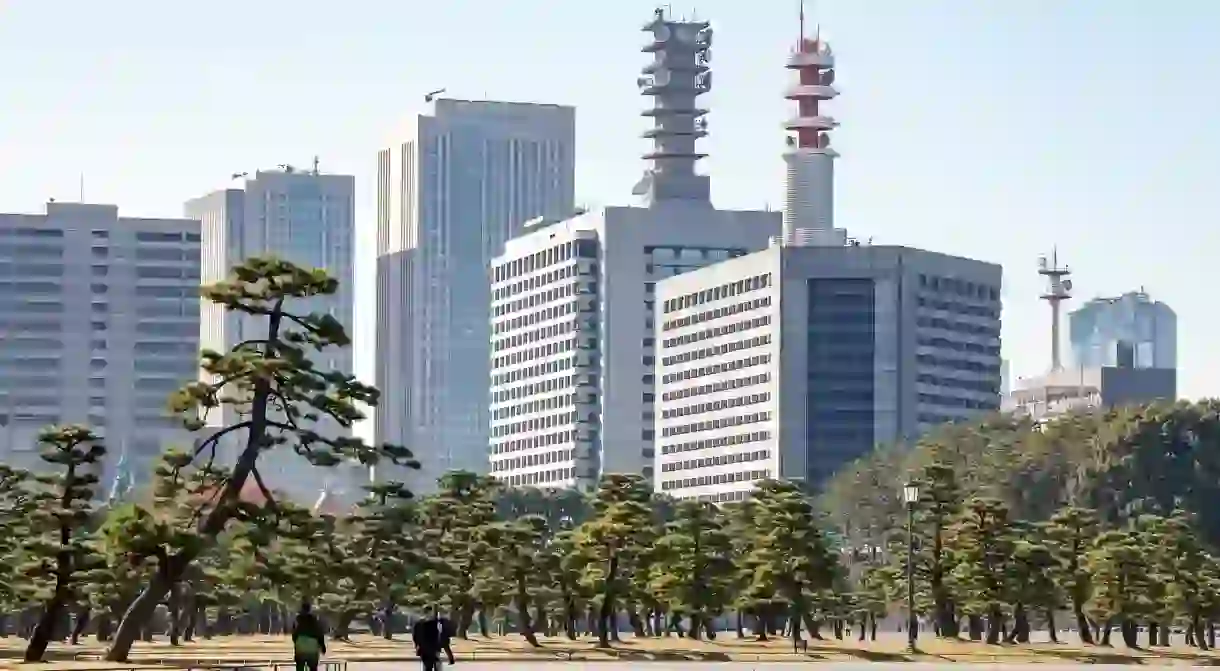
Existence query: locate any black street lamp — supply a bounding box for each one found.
[903,481,920,653]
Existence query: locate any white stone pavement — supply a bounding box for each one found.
[349,664,1172,671]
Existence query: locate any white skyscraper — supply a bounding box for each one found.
[186,166,357,502]
[486,10,782,492]
[0,202,200,487]
[374,98,576,494]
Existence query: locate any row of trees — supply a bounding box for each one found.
[5,256,1220,662]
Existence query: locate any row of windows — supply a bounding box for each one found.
[663,273,772,314]
[493,239,598,284]
[490,448,575,472]
[662,353,771,385]
[662,296,772,332]
[918,296,999,320]
[919,393,999,411]
[494,299,584,336]
[918,273,998,302]
[662,411,772,439]
[916,373,998,394]
[492,276,590,317]
[497,468,576,488]
[661,392,771,421]
[917,336,1000,357]
[661,469,770,492]
[661,448,771,473]
[663,314,771,349]
[494,260,597,302]
[492,391,587,421]
[662,372,770,403]
[491,373,576,404]
[494,318,580,353]
[492,354,591,387]
[662,334,772,367]
[492,410,592,438]
[493,334,592,369]
[0,281,61,293]
[0,263,63,277]
[490,427,586,455]
[661,429,771,457]
[0,244,63,257]
[0,227,62,238]
[695,490,752,503]
[136,231,201,243]
[918,316,1000,338]
[916,354,1001,375]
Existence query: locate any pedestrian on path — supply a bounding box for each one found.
[291,601,327,671]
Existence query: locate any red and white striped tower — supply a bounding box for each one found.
[782,5,840,245]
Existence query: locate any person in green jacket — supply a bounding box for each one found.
[291,601,326,671]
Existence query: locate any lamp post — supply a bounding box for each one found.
[903,481,920,653]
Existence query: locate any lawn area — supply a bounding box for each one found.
[0,632,1218,668]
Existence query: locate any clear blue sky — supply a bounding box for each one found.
[2,1,1217,398]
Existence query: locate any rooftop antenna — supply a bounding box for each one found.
[424,88,446,103]
[799,0,806,42]
[312,155,320,175]
[1038,247,1073,371]
[78,173,84,202]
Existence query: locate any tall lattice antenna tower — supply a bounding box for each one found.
[1039,249,1073,371]
[631,7,714,205]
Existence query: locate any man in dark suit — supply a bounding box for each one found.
[412,605,455,671]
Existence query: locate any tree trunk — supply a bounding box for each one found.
[1045,608,1057,643]
[1147,623,1157,648]
[870,613,878,641]
[70,608,90,645]
[1120,619,1138,648]
[1158,622,1170,647]
[515,574,539,647]
[985,605,1003,645]
[95,613,113,642]
[1074,602,1094,645]
[1011,605,1029,643]
[1209,621,1216,650]
[967,615,983,641]
[26,598,66,661]
[857,617,866,641]
[1100,620,1112,647]
[167,584,181,646]
[596,553,618,648]
[735,612,744,639]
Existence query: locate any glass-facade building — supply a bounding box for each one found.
[1069,292,1176,370]
[374,99,577,495]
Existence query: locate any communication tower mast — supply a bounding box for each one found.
[1039,249,1073,371]
[632,7,714,205]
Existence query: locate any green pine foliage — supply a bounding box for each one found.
[8,257,1220,655]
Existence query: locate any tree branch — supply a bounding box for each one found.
[250,466,280,517]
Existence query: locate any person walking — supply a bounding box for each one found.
[412,606,455,671]
[291,601,327,671]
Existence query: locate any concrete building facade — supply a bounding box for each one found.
[186,167,357,502]
[654,242,1003,502]
[0,202,200,488]
[374,99,576,494]
[488,204,780,490]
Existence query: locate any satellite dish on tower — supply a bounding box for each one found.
[1063,280,1074,292]
[821,69,836,85]
[817,133,831,149]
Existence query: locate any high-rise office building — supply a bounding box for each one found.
[374,98,576,494]
[0,202,200,488]
[651,27,1002,503]
[1070,291,1176,370]
[186,166,357,502]
[486,10,781,492]
[654,244,1002,502]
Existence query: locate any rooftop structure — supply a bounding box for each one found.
[632,8,714,205]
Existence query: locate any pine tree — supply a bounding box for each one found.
[1044,506,1100,644]
[743,480,836,648]
[1005,522,1060,643]
[945,497,1013,644]
[650,500,734,639]
[105,257,415,661]
[573,474,655,647]
[20,425,106,661]
[1085,529,1154,647]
